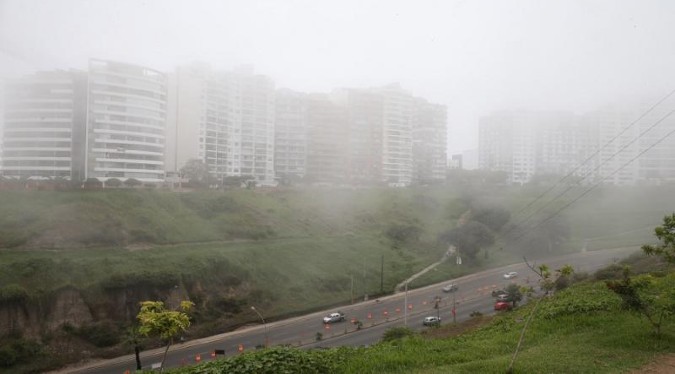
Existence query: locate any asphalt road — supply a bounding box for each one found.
[59,246,637,374]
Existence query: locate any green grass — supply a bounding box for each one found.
[169,278,675,374]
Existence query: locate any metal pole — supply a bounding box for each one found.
[452,290,456,323]
[350,274,354,304]
[380,254,384,293]
[250,306,268,347]
[404,281,408,326]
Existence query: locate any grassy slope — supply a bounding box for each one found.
[1,186,673,298]
[171,277,675,374]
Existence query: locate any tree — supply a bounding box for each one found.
[507,260,574,373]
[439,221,494,260]
[105,178,122,188]
[606,267,675,336]
[504,283,523,308]
[124,178,142,188]
[122,326,144,370]
[222,175,248,188]
[137,300,194,373]
[180,159,213,187]
[642,213,675,263]
[471,206,511,231]
[83,178,102,189]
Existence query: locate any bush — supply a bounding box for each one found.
[382,327,415,342]
[0,284,29,303]
[0,337,45,368]
[77,321,120,347]
[594,264,624,280]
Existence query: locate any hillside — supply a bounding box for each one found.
[168,260,675,374]
[0,185,673,372]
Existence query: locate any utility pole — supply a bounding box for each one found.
[452,290,457,323]
[404,281,408,326]
[350,274,354,304]
[380,254,384,293]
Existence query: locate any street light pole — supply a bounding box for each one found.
[404,281,409,326]
[250,306,268,347]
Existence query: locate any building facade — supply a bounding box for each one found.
[86,59,167,183]
[168,64,276,185]
[1,70,87,180]
[274,89,308,180]
[478,107,675,186]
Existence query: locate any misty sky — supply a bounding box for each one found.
[1,0,674,154]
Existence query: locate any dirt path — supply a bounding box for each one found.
[630,354,675,373]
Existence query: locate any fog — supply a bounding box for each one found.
[2,0,675,153]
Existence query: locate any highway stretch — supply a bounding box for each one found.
[58,246,638,374]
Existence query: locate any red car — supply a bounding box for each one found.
[494,301,512,311]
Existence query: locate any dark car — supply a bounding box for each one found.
[496,294,510,302]
[492,289,507,297]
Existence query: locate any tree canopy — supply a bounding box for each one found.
[137,300,194,373]
[180,159,214,186]
[439,221,494,260]
[642,213,675,263]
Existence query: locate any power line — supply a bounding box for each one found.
[507,111,675,246]
[503,108,675,240]
[509,88,675,222]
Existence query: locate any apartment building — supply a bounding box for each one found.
[479,111,581,185]
[167,64,276,185]
[412,98,447,183]
[378,84,414,186]
[478,107,675,186]
[86,59,168,183]
[304,93,349,183]
[274,89,307,180]
[1,70,87,180]
[280,85,446,186]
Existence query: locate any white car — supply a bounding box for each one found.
[442,283,458,292]
[323,312,345,324]
[423,316,441,326]
[503,271,518,279]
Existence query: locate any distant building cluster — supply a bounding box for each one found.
[0,60,447,187]
[478,109,675,185]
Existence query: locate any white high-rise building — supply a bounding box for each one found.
[86,59,167,183]
[479,106,675,186]
[167,64,276,185]
[412,98,447,183]
[379,84,414,186]
[274,89,307,180]
[1,70,87,180]
[479,111,581,185]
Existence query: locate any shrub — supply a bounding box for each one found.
[0,284,29,303]
[77,321,120,347]
[382,326,415,342]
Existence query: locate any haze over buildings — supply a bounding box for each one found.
[2,0,675,156]
[1,59,448,186]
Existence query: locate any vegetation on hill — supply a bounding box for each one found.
[0,186,673,373]
[166,259,675,374]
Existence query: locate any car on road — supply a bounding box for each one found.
[442,283,458,292]
[423,316,441,326]
[503,271,518,279]
[323,312,345,324]
[496,294,510,302]
[492,289,507,297]
[494,301,513,311]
